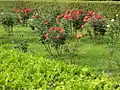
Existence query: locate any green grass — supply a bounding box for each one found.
[0,25,120,89]
[0,25,120,76]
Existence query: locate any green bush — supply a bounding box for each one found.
[0,49,120,90]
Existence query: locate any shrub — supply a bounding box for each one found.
[0,12,17,36]
[0,50,120,90]
[11,8,33,26]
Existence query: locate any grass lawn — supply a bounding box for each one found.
[0,1,120,89]
[0,25,120,77]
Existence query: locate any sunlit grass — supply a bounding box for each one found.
[0,25,120,76]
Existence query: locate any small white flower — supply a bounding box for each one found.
[1,12,3,15]
[116,14,118,17]
[35,13,39,15]
[29,18,33,21]
[111,19,115,22]
[106,25,110,28]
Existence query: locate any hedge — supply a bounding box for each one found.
[0,1,120,18]
[0,49,120,89]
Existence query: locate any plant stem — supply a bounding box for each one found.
[43,43,55,59]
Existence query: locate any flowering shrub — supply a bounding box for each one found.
[86,13,108,38]
[28,16,49,37]
[27,8,110,57]
[56,9,108,40]
[41,26,67,56]
[45,26,66,42]
[12,8,33,26]
[56,9,87,36]
[80,13,108,44]
[0,8,34,35]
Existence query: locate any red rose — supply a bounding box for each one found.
[55,36,61,39]
[74,17,80,20]
[67,14,73,19]
[80,25,85,28]
[95,14,101,19]
[64,14,72,20]
[72,11,77,15]
[64,15,68,19]
[88,11,94,16]
[54,27,61,31]
[84,16,89,19]
[79,9,83,13]
[57,15,61,19]
[59,30,64,34]
[22,8,32,14]
[83,16,89,22]
[23,9,28,14]
[27,8,32,12]
[49,27,54,31]
[76,11,80,15]
[34,15,39,19]
[12,8,18,12]
[44,33,49,38]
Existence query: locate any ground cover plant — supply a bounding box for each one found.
[0,0,120,90]
[0,50,120,90]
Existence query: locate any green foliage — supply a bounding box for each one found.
[0,13,17,26]
[0,1,120,89]
[107,15,120,66]
[0,1,119,18]
[0,50,120,90]
[14,38,29,53]
[0,12,17,36]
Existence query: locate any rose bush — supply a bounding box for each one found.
[26,8,110,57]
[56,9,108,40]
[12,8,33,26]
[56,9,87,37]
[40,26,68,56]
